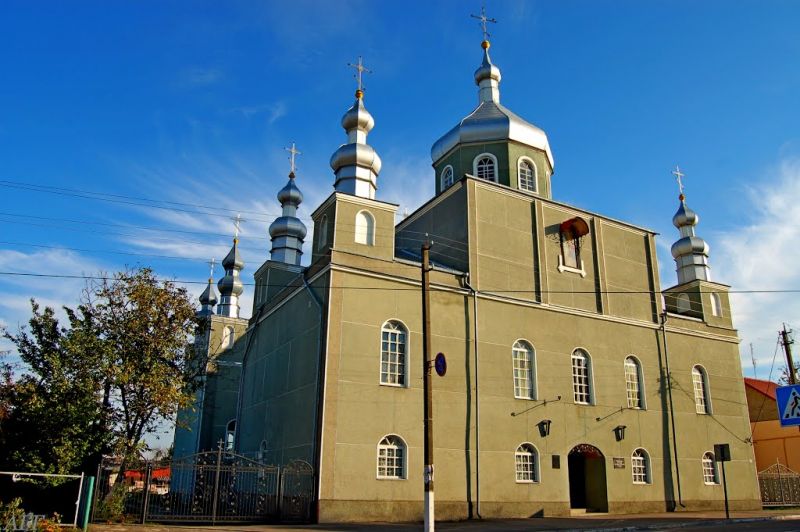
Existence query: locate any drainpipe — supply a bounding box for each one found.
[462,273,482,518]
[661,312,684,507]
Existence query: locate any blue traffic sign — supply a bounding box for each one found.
[776,384,800,427]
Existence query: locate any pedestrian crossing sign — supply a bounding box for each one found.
[776,384,800,427]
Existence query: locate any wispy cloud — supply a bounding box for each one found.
[227,101,288,124]
[713,157,800,377]
[175,67,223,88]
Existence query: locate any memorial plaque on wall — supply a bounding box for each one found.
[613,457,625,469]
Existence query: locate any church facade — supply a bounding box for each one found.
[173,34,761,521]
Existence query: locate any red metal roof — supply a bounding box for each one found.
[744,377,778,401]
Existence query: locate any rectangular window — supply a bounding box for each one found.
[381,325,406,386]
[693,369,707,414]
[378,445,404,478]
[515,451,536,482]
[625,360,641,409]
[513,345,535,399]
[632,455,647,483]
[572,353,591,404]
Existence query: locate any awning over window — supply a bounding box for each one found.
[560,217,590,240]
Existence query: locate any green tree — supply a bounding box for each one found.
[2,267,202,474]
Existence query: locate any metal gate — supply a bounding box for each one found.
[92,449,313,524]
[758,462,800,506]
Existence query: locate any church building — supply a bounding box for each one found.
[173,25,761,521]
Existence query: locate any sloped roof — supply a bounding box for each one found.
[745,377,778,401]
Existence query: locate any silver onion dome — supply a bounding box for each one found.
[670,194,711,284]
[331,90,382,199]
[672,199,699,228]
[197,277,218,317]
[217,239,244,317]
[277,175,304,206]
[269,170,307,266]
[431,40,554,169]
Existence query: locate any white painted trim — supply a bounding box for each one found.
[623,354,646,410]
[571,347,595,405]
[691,364,713,414]
[557,255,587,277]
[473,152,499,182]
[441,164,455,190]
[355,209,376,246]
[631,447,651,485]
[701,451,720,485]
[517,156,538,193]
[376,433,408,480]
[514,442,540,483]
[511,339,537,400]
[379,319,410,388]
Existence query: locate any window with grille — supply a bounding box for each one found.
[441,166,454,189]
[380,320,407,386]
[475,155,497,181]
[631,448,650,484]
[512,341,536,399]
[702,452,719,484]
[515,443,538,482]
[518,160,536,192]
[692,365,710,414]
[377,435,406,479]
[625,356,643,409]
[572,349,592,404]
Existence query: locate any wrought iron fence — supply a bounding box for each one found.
[92,448,313,524]
[758,462,800,506]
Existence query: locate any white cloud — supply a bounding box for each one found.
[713,157,800,379]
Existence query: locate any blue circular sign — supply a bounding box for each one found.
[435,352,447,377]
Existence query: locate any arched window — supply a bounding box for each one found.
[258,440,268,461]
[441,165,454,190]
[225,420,236,451]
[559,217,589,272]
[221,326,235,350]
[571,349,593,405]
[377,435,407,479]
[710,292,722,317]
[677,293,691,314]
[631,448,651,484]
[625,356,644,409]
[515,443,539,482]
[473,153,497,182]
[380,320,408,386]
[355,210,375,246]
[692,365,711,414]
[318,215,328,250]
[518,158,537,192]
[512,340,536,400]
[702,452,719,484]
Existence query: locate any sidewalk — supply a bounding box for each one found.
[89,509,800,532]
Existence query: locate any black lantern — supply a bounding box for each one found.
[613,425,627,442]
[537,419,552,438]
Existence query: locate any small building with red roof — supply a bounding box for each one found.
[745,377,800,472]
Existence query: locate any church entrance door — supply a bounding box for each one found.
[568,444,608,512]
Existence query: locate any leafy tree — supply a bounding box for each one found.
[2,267,201,474]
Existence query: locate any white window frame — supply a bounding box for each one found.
[473,153,498,182]
[512,340,536,400]
[377,434,407,480]
[515,443,539,483]
[631,448,651,484]
[225,419,236,451]
[517,157,537,193]
[710,292,722,317]
[571,348,594,405]
[677,293,691,314]
[624,355,645,409]
[702,452,720,484]
[380,320,408,387]
[317,214,328,250]
[692,364,711,414]
[355,210,375,246]
[221,325,235,350]
[441,165,454,190]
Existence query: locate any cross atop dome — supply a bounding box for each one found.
[232,213,244,240]
[470,5,497,43]
[285,142,301,177]
[347,56,372,99]
[672,165,686,199]
[207,258,216,281]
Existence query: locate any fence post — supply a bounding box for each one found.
[211,442,223,525]
[73,472,85,528]
[141,463,153,524]
[81,477,95,531]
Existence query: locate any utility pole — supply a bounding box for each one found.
[781,324,797,385]
[750,343,757,379]
[421,243,435,532]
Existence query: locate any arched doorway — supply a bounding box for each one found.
[568,444,608,512]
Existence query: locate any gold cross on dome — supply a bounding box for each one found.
[347,56,372,93]
[285,142,301,175]
[672,165,686,196]
[207,258,216,279]
[470,5,497,41]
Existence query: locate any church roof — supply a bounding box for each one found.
[745,377,778,401]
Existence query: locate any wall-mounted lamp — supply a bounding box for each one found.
[537,419,552,438]
[613,425,627,442]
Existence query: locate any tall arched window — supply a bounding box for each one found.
[225,420,236,451]
[474,154,497,182]
[677,293,691,314]
[380,320,408,386]
[631,448,651,484]
[702,452,719,484]
[512,340,536,400]
[441,165,454,190]
[515,443,539,482]
[318,215,328,250]
[625,356,644,409]
[518,158,537,192]
[221,326,235,350]
[572,349,593,405]
[692,365,711,414]
[710,292,722,317]
[355,210,375,246]
[258,440,268,461]
[377,435,407,479]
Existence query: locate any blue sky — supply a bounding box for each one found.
[1,0,799,388]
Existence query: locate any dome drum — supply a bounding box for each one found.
[269,216,307,239]
[217,275,244,297]
[330,143,382,175]
[671,236,709,258]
